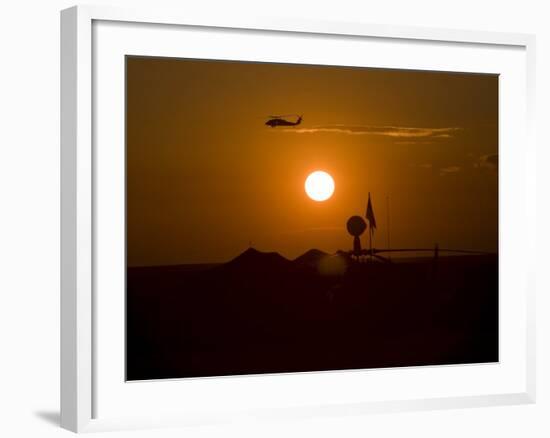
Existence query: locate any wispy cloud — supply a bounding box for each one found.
[395,141,434,145]
[472,154,498,175]
[281,124,461,140]
[439,166,461,176]
[476,153,498,170]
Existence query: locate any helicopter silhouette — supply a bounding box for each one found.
[265,114,303,128]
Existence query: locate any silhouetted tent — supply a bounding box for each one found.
[294,249,329,269]
[220,247,298,275]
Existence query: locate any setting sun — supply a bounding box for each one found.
[305,171,335,202]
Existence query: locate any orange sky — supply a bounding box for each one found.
[126,56,498,266]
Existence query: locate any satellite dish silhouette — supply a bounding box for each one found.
[347,216,367,237]
[346,216,366,256]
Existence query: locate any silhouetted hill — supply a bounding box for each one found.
[294,248,329,269]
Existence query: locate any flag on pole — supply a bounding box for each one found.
[366,193,377,231]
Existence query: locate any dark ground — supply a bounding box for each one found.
[126,249,498,380]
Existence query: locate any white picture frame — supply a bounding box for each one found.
[60,4,536,433]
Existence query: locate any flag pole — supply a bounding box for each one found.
[369,226,372,261]
[366,192,377,262]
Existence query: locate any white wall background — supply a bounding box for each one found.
[0,0,547,436]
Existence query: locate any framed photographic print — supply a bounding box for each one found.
[61,5,536,433]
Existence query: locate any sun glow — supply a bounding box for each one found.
[305,171,335,202]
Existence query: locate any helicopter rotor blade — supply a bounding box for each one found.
[267,114,300,118]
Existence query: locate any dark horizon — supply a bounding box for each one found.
[127,247,498,380]
[127,245,497,268]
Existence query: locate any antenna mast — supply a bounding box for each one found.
[386,195,391,261]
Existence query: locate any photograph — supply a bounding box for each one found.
[125,56,499,381]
